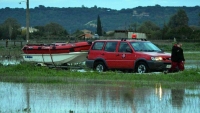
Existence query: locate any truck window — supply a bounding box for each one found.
[104,42,117,52]
[131,42,161,52]
[92,42,105,50]
[119,42,131,52]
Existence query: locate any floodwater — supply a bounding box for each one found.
[0,82,200,113]
[0,59,20,66]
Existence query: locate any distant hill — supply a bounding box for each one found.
[0,5,200,33]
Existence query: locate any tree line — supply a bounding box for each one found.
[127,9,200,40]
[0,19,69,41]
[0,9,200,41]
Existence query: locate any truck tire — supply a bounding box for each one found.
[94,61,106,72]
[136,62,149,73]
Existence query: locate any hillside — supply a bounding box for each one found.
[0,5,200,33]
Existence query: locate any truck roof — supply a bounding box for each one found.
[94,39,148,42]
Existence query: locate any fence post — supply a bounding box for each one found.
[6,39,8,47]
[21,41,23,48]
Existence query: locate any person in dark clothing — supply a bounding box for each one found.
[168,42,185,73]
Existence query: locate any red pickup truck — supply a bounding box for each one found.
[86,39,171,73]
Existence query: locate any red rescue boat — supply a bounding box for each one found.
[21,41,93,65]
[22,41,92,54]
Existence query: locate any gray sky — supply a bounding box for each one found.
[0,0,199,10]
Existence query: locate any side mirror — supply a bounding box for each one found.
[161,49,165,52]
[158,49,164,53]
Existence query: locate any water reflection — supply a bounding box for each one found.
[0,82,200,113]
[0,59,21,66]
[155,83,162,101]
[171,89,185,108]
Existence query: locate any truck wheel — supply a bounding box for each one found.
[94,61,106,72]
[136,62,149,73]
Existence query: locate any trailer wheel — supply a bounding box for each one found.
[36,63,42,66]
[94,61,106,72]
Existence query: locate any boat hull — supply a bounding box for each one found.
[22,52,88,65]
[22,41,92,54]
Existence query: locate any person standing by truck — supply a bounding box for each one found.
[167,42,185,73]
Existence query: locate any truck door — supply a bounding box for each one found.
[115,42,135,69]
[103,41,119,68]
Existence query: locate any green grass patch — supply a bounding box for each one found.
[153,41,200,52]
[1,62,200,85]
[184,52,200,60]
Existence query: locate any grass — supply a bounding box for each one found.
[153,40,200,52]
[0,62,200,86]
[184,52,200,60]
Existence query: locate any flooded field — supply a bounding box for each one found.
[0,82,200,113]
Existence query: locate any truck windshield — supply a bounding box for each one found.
[130,42,161,52]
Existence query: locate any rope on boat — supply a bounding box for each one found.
[49,47,56,68]
[42,54,45,64]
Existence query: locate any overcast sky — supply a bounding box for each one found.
[0,0,199,10]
